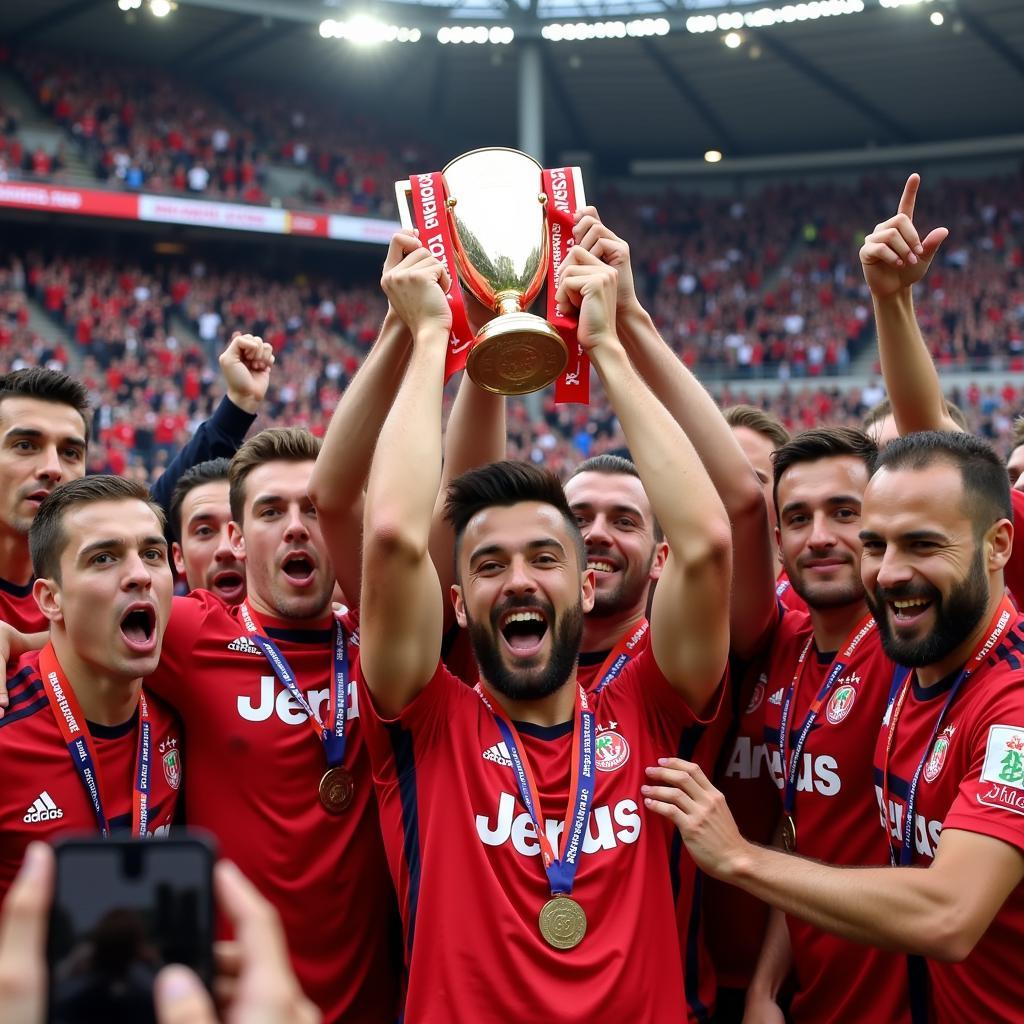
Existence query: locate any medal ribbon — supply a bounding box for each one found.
[542,167,588,406]
[240,602,349,768]
[475,683,595,895]
[408,171,475,381]
[879,595,1015,1024]
[39,643,152,838]
[881,594,1016,867]
[778,614,876,820]
[592,618,649,695]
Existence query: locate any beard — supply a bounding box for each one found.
[867,547,990,668]
[469,596,584,702]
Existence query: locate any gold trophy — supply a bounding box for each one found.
[396,148,585,396]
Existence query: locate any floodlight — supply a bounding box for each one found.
[150,0,171,16]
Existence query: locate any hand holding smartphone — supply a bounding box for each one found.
[0,837,318,1024]
[48,836,215,1024]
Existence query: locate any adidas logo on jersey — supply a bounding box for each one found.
[24,791,64,824]
[768,688,784,706]
[227,636,263,655]
[482,742,512,768]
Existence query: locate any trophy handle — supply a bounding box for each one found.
[394,179,415,231]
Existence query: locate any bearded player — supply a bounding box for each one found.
[356,239,731,1019]
[0,476,180,898]
[649,431,1024,1024]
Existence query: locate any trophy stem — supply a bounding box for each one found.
[495,292,523,317]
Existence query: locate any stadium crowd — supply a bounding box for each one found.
[2,171,1024,1024]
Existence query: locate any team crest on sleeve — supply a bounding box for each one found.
[924,725,955,783]
[745,675,767,715]
[981,726,1024,789]
[825,677,858,725]
[161,738,182,790]
[595,725,629,773]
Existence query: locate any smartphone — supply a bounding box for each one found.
[47,835,216,1024]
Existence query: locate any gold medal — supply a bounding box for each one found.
[782,814,797,853]
[538,895,587,950]
[319,766,354,814]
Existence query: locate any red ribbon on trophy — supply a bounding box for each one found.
[408,171,475,382]
[542,167,588,405]
[404,162,589,404]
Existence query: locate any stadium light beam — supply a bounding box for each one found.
[930,11,944,25]
[704,150,723,163]
[724,31,743,48]
[150,0,172,16]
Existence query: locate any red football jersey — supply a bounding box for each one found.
[146,592,400,1024]
[704,657,778,990]
[578,622,722,1022]
[1004,489,1024,606]
[360,645,719,1022]
[0,576,46,633]
[0,650,182,900]
[875,612,1024,1024]
[762,606,911,1023]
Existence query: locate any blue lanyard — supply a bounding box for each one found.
[778,616,875,817]
[241,603,349,768]
[476,683,596,896]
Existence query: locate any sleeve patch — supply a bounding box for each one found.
[980,725,1024,789]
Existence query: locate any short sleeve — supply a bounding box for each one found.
[147,593,218,702]
[357,659,463,783]
[943,692,1024,854]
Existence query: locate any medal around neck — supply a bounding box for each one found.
[782,814,797,853]
[538,895,587,950]
[319,766,354,814]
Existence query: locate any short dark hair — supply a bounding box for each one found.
[873,431,1012,538]
[772,427,878,521]
[0,367,92,442]
[569,453,663,542]
[863,395,969,432]
[228,428,321,524]
[169,458,232,541]
[30,476,165,582]
[724,404,791,450]
[444,460,586,570]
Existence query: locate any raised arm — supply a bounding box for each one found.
[308,233,416,605]
[861,173,957,436]
[574,208,776,660]
[429,376,506,631]
[557,247,732,712]
[149,332,272,511]
[360,244,451,717]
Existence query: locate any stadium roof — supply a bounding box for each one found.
[2,0,1022,169]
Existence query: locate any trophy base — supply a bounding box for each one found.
[466,314,568,396]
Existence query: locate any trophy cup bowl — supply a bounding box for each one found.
[396,147,571,396]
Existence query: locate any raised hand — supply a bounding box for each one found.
[379,233,452,342]
[554,246,619,355]
[860,173,949,301]
[219,333,275,414]
[572,207,640,314]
